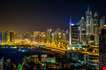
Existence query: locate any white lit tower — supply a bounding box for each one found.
[69,17,74,47]
[93,12,99,45]
[85,7,93,44]
[69,18,72,47]
[86,7,90,35]
[86,7,90,44]
[79,17,86,45]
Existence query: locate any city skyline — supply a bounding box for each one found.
[0,0,105,70]
[0,0,106,32]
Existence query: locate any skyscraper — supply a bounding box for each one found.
[99,26,106,69]
[71,24,79,44]
[78,7,105,46]
[69,17,73,47]
[79,17,86,45]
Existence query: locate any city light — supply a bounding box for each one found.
[70,23,75,26]
[67,47,71,50]
[104,25,106,27]
[69,20,75,26]
[71,47,75,50]
[0,4,104,70]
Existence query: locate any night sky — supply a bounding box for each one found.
[0,0,105,32]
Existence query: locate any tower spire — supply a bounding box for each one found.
[94,12,98,17]
[87,5,90,11]
[86,5,90,16]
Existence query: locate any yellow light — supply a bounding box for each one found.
[67,47,71,50]
[72,47,75,50]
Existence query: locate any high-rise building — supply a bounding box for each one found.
[93,12,99,45]
[99,26,106,69]
[78,7,105,46]
[2,32,7,43]
[85,7,95,44]
[71,24,79,44]
[79,17,86,45]
[10,32,15,42]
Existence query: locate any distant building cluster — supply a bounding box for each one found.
[70,7,105,47]
[0,29,68,49]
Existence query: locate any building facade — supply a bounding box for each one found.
[78,8,105,46]
[99,26,106,69]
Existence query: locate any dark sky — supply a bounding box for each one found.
[0,0,105,32]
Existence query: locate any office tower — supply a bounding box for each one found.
[78,7,104,46]
[79,17,86,45]
[85,7,93,44]
[71,24,79,44]
[2,32,7,43]
[99,26,106,69]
